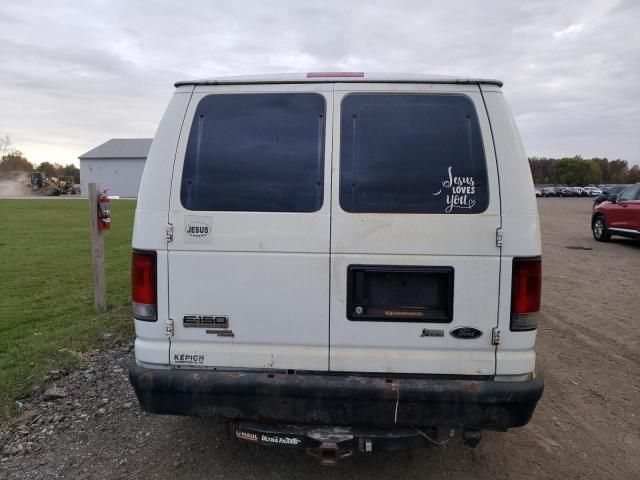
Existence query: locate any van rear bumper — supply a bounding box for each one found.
[129,363,543,430]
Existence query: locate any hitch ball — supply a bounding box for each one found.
[463,429,482,448]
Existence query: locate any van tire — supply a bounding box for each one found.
[592,215,611,242]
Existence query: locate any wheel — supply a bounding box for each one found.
[592,215,611,242]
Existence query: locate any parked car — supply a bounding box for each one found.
[593,185,629,209]
[557,187,579,197]
[534,187,542,197]
[583,186,603,197]
[128,72,544,460]
[592,183,640,241]
[541,187,556,197]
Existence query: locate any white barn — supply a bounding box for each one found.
[79,138,152,197]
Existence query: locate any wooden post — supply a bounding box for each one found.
[88,182,107,313]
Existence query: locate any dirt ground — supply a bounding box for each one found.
[2,197,639,479]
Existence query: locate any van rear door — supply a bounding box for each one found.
[167,84,332,371]
[329,84,501,376]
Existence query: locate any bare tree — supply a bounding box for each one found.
[0,134,15,159]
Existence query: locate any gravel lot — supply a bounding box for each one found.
[2,197,639,479]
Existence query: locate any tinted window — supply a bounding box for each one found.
[340,94,488,213]
[618,185,640,201]
[181,93,325,212]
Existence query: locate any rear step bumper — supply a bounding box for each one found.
[129,363,543,430]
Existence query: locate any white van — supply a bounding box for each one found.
[129,72,543,461]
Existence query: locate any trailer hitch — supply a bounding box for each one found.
[306,441,354,467]
[232,421,451,464]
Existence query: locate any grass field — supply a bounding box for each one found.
[0,198,136,419]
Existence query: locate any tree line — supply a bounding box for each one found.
[529,156,639,186]
[2,133,638,188]
[0,134,80,183]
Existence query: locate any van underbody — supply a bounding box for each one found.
[130,364,542,462]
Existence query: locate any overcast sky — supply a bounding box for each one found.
[1,0,638,166]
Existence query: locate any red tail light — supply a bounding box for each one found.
[132,250,157,321]
[511,257,541,330]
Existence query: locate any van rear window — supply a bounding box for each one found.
[181,93,325,212]
[339,94,489,214]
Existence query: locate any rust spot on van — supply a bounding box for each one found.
[382,384,398,400]
[462,382,479,392]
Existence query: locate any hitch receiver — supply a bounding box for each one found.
[307,442,354,467]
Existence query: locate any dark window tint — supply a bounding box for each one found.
[181,93,325,212]
[340,94,488,214]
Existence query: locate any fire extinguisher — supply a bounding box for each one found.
[97,191,111,231]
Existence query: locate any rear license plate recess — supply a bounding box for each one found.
[347,265,454,322]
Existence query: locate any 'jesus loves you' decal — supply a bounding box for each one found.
[432,167,476,213]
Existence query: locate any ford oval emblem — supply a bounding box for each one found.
[450,327,483,339]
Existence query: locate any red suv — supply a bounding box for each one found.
[592,183,640,241]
